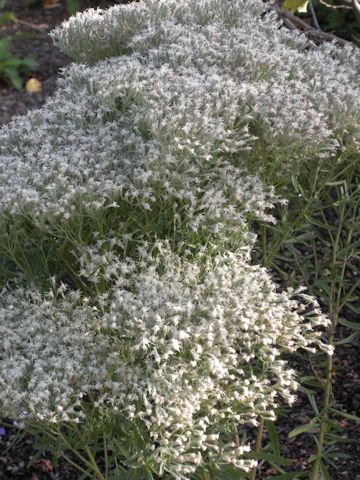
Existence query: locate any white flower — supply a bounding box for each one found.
[0,244,330,476]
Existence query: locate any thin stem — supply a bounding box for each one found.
[50,429,96,474]
[319,0,352,9]
[62,453,92,478]
[336,199,359,312]
[267,462,287,475]
[233,433,241,450]
[310,198,345,480]
[249,417,264,480]
[85,446,106,480]
[309,0,321,30]
[103,436,109,478]
[309,338,334,480]
[338,277,360,311]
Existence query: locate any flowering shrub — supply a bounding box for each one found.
[1,0,358,477]
[0,242,330,476]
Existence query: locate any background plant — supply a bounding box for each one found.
[282,0,360,45]
[0,4,38,89]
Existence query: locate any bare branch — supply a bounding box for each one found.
[319,0,352,9]
[271,6,356,47]
[309,0,321,30]
[15,19,49,33]
[353,0,360,23]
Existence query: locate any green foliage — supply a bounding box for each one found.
[282,0,360,46]
[313,0,360,46]
[255,145,360,479]
[0,4,38,89]
[2,0,81,16]
[67,0,80,15]
[282,0,309,13]
[0,36,38,89]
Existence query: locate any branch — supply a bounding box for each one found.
[319,0,353,9]
[15,19,49,33]
[309,0,321,30]
[353,0,360,23]
[272,6,355,47]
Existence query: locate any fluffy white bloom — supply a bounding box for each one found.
[1,0,359,231]
[0,244,330,476]
[0,0,346,476]
[52,0,360,159]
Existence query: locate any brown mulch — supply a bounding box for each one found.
[258,345,360,479]
[0,1,359,479]
[0,0,69,124]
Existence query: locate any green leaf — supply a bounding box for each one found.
[245,451,291,465]
[324,452,351,460]
[213,464,249,479]
[283,232,315,244]
[271,472,307,479]
[108,473,131,480]
[298,387,320,415]
[265,420,280,457]
[337,239,360,259]
[66,0,80,15]
[300,376,324,389]
[335,330,360,346]
[288,418,317,439]
[0,37,11,60]
[326,433,359,444]
[331,408,360,423]
[3,67,22,90]
[345,302,360,315]
[338,317,360,330]
[22,57,38,70]
[319,462,331,480]
[107,467,151,480]
[282,0,309,13]
[2,58,23,68]
[0,12,16,25]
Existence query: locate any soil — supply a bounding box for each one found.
[0,1,359,479]
[0,0,128,125]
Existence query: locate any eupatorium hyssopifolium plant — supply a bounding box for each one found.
[0,0,359,477]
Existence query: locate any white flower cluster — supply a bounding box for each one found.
[1,0,359,229]
[0,60,276,248]
[0,0,350,476]
[52,0,360,164]
[0,243,330,476]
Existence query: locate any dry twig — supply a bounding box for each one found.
[272,6,355,46]
[15,19,49,33]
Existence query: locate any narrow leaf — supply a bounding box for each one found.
[335,330,360,346]
[288,419,317,439]
[338,317,360,331]
[245,451,291,465]
[265,420,280,457]
[319,462,331,480]
[331,408,360,423]
[271,472,307,479]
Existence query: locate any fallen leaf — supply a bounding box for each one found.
[26,78,42,94]
[33,458,53,473]
[42,0,60,9]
